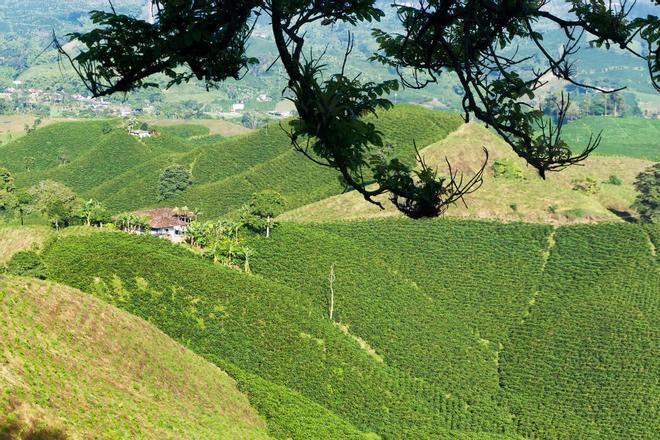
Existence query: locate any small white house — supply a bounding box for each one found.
[231,102,245,112]
[132,208,193,243]
[129,129,153,139]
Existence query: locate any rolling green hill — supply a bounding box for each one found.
[0,120,109,172]
[1,105,465,218]
[169,106,464,218]
[0,275,270,439]
[37,219,658,439]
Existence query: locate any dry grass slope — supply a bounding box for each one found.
[0,226,52,264]
[0,276,271,440]
[282,123,653,223]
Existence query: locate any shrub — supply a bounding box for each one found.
[6,251,47,279]
[607,175,623,185]
[492,159,524,179]
[572,177,600,194]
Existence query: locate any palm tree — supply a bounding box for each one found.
[240,246,254,273]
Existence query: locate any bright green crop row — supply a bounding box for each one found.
[248,219,551,431]
[499,223,659,439]
[154,124,211,139]
[561,116,660,161]
[41,219,657,438]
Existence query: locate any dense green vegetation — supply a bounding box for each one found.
[562,116,660,161]
[0,120,109,172]
[500,224,659,439]
[38,218,658,439]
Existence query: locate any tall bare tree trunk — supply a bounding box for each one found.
[328,263,336,320]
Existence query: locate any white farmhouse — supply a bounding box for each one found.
[129,129,153,139]
[132,208,193,243]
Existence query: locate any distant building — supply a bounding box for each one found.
[129,129,153,139]
[231,102,245,112]
[132,208,193,243]
[256,94,272,103]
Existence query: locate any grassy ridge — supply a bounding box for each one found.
[0,276,270,439]
[174,106,464,218]
[283,123,653,223]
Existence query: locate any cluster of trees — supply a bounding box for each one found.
[541,92,637,122]
[185,191,287,272]
[633,163,659,224]
[0,168,110,229]
[185,219,253,272]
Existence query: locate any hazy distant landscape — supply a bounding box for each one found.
[0,1,658,439]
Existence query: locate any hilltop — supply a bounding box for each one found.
[282,123,655,223]
[0,275,270,439]
[34,219,658,439]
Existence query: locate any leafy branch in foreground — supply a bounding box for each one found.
[55,0,659,217]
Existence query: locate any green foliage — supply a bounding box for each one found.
[632,163,660,223]
[561,117,660,161]
[6,250,47,279]
[0,167,15,210]
[572,176,600,194]
[241,112,272,129]
[77,199,110,226]
[492,159,524,180]
[28,180,80,229]
[158,164,192,201]
[239,190,286,237]
[64,0,658,216]
[114,213,149,233]
[40,219,657,438]
[607,174,623,185]
[42,230,526,439]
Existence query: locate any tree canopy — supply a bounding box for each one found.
[58,0,659,218]
[633,162,659,223]
[158,164,193,201]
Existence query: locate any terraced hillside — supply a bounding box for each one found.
[0,276,270,439]
[283,123,654,223]
[561,116,660,161]
[37,219,658,439]
[0,106,464,217]
[168,105,464,218]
